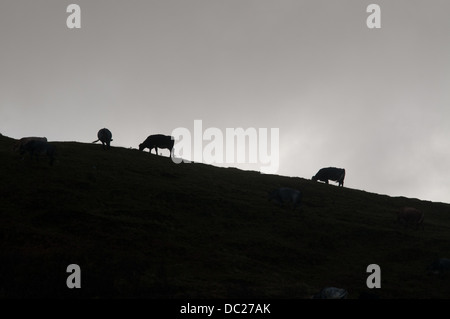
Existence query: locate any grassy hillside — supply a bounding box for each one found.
[1,134,450,299]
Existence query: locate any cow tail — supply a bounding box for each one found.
[92,139,100,143]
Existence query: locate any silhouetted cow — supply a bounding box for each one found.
[139,134,174,157]
[312,287,348,299]
[93,128,113,150]
[20,139,56,166]
[268,187,302,210]
[312,167,345,187]
[14,137,47,152]
[396,207,424,230]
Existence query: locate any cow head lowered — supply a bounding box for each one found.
[139,134,174,157]
[312,167,346,187]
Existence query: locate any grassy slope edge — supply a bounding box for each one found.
[1,134,450,299]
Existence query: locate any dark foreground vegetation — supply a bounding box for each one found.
[1,134,450,299]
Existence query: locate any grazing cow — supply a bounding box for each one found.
[13,137,47,152]
[19,139,56,166]
[396,207,424,230]
[427,258,450,276]
[139,134,174,157]
[268,187,302,210]
[312,167,346,187]
[312,287,348,299]
[93,128,113,150]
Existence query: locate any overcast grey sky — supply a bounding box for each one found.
[1,0,449,203]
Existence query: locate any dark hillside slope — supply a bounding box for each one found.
[1,134,450,298]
